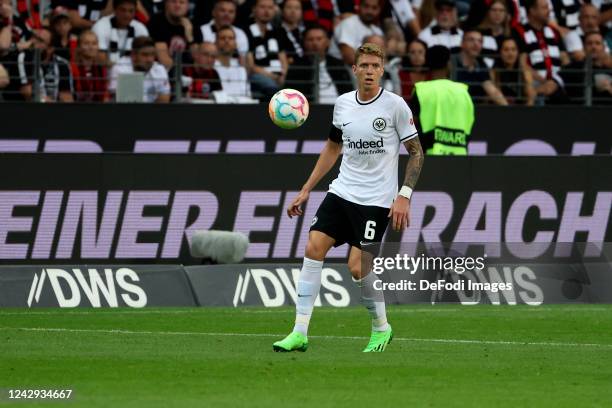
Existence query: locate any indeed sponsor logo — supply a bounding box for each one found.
[347,138,384,150]
[233,267,350,307]
[27,267,147,308]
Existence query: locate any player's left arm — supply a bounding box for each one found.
[389,97,424,231]
[389,136,424,231]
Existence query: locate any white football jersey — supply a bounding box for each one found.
[328,88,418,208]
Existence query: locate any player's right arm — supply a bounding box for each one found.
[287,138,342,218]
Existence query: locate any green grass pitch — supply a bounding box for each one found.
[2,305,612,407]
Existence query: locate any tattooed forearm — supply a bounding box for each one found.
[403,136,424,189]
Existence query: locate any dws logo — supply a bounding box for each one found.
[27,268,147,308]
[233,268,350,307]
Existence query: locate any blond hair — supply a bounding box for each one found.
[354,42,385,65]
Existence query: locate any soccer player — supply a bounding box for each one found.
[273,43,424,353]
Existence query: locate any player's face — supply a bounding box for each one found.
[213,1,236,26]
[353,53,384,91]
[254,0,275,23]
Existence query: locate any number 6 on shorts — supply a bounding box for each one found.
[364,220,376,240]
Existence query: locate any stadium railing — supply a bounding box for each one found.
[0,48,610,105]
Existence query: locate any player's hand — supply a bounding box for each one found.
[388,196,410,231]
[287,190,309,218]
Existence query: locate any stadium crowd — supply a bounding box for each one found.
[0,0,610,104]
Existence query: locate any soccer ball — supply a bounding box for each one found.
[268,89,309,130]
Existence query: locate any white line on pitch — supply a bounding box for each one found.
[2,326,611,349]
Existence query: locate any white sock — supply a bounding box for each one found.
[292,257,323,336]
[355,272,390,332]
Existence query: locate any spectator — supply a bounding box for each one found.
[245,0,288,98]
[1,0,12,51]
[418,0,463,54]
[147,0,200,70]
[385,19,407,57]
[399,38,431,99]
[279,0,305,63]
[513,0,569,104]
[491,36,535,104]
[476,0,512,67]
[92,0,149,65]
[464,0,516,32]
[550,0,581,32]
[452,29,509,104]
[199,0,249,59]
[15,0,43,31]
[3,27,74,101]
[50,7,77,61]
[0,0,34,51]
[564,4,606,62]
[417,0,438,29]
[109,35,170,102]
[184,41,222,100]
[562,31,612,104]
[139,0,164,19]
[214,25,251,97]
[71,29,107,101]
[0,61,8,89]
[592,0,612,29]
[380,0,420,41]
[301,0,356,36]
[329,0,384,65]
[51,0,108,31]
[286,25,352,102]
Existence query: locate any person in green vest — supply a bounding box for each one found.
[409,45,475,155]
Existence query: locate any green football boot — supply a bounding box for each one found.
[273,332,309,352]
[362,326,393,352]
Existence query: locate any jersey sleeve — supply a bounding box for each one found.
[395,97,418,142]
[328,99,343,144]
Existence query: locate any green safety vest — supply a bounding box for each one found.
[414,79,475,155]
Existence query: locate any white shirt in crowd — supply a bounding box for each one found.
[328,14,384,60]
[93,15,149,64]
[418,21,463,51]
[329,88,418,208]
[214,58,251,97]
[200,22,250,56]
[318,60,338,104]
[109,56,170,102]
[564,27,611,53]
